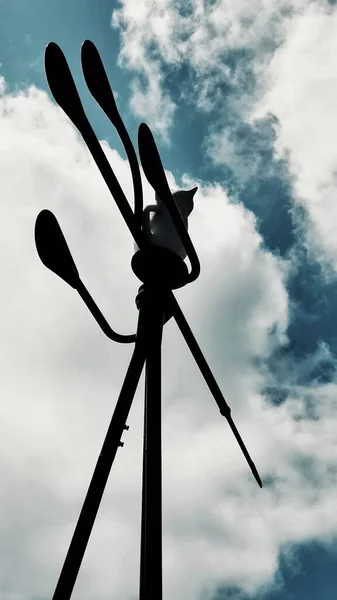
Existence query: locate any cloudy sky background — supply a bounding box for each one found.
[1,0,337,599]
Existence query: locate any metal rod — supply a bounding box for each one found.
[76,279,136,343]
[82,125,145,249]
[139,285,165,600]
[52,309,147,600]
[170,293,262,488]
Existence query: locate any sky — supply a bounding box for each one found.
[1,0,337,599]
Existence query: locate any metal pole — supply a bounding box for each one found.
[139,284,165,600]
[52,308,147,600]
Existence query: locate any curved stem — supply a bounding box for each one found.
[76,279,136,343]
[81,40,143,227]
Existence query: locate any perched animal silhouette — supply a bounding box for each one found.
[141,187,198,260]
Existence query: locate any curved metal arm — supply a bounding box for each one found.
[35,209,135,344]
[44,42,146,249]
[138,123,200,283]
[80,40,143,228]
[76,280,136,344]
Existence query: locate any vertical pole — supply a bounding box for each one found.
[139,284,165,600]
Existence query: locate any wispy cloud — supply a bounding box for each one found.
[253,3,337,272]
[111,0,337,274]
[111,0,308,135]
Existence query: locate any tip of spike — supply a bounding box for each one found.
[252,464,263,488]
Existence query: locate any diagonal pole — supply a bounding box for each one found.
[170,293,262,488]
[52,306,147,600]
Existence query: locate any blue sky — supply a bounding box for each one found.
[1,1,337,599]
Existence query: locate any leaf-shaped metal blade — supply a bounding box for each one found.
[81,39,143,225]
[45,42,144,248]
[138,123,200,282]
[81,40,119,125]
[35,210,79,288]
[45,42,87,129]
[35,211,135,343]
[138,122,171,205]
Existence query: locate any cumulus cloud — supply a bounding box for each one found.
[252,3,337,272]
[1,70,337,600]
[111,0,337,230]
[111,0,309,138]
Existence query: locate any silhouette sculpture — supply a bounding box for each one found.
[140,187,198,259]
[34,40,262,600]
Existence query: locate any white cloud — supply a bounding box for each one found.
[112,1,177,138]
[0,75,6,95]
[252,3,337,271]
[204,118,280,185]
[111,0,337,217]
[111,0,337,282]
[111,0,310,137]
[128,66,176,143]
[1,75,337,600]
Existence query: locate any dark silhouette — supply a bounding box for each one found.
[141,187,198,259]
[34,40,262,600]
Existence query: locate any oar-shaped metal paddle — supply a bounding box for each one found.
[138,122,200,283]
[81,39,143,227]
[44,42,145,249]
[35,209,79,288]
[35,210,135,343]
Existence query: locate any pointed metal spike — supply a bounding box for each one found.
[170,292,261,485]
[251,463,263,488]
[227,416,263,488]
